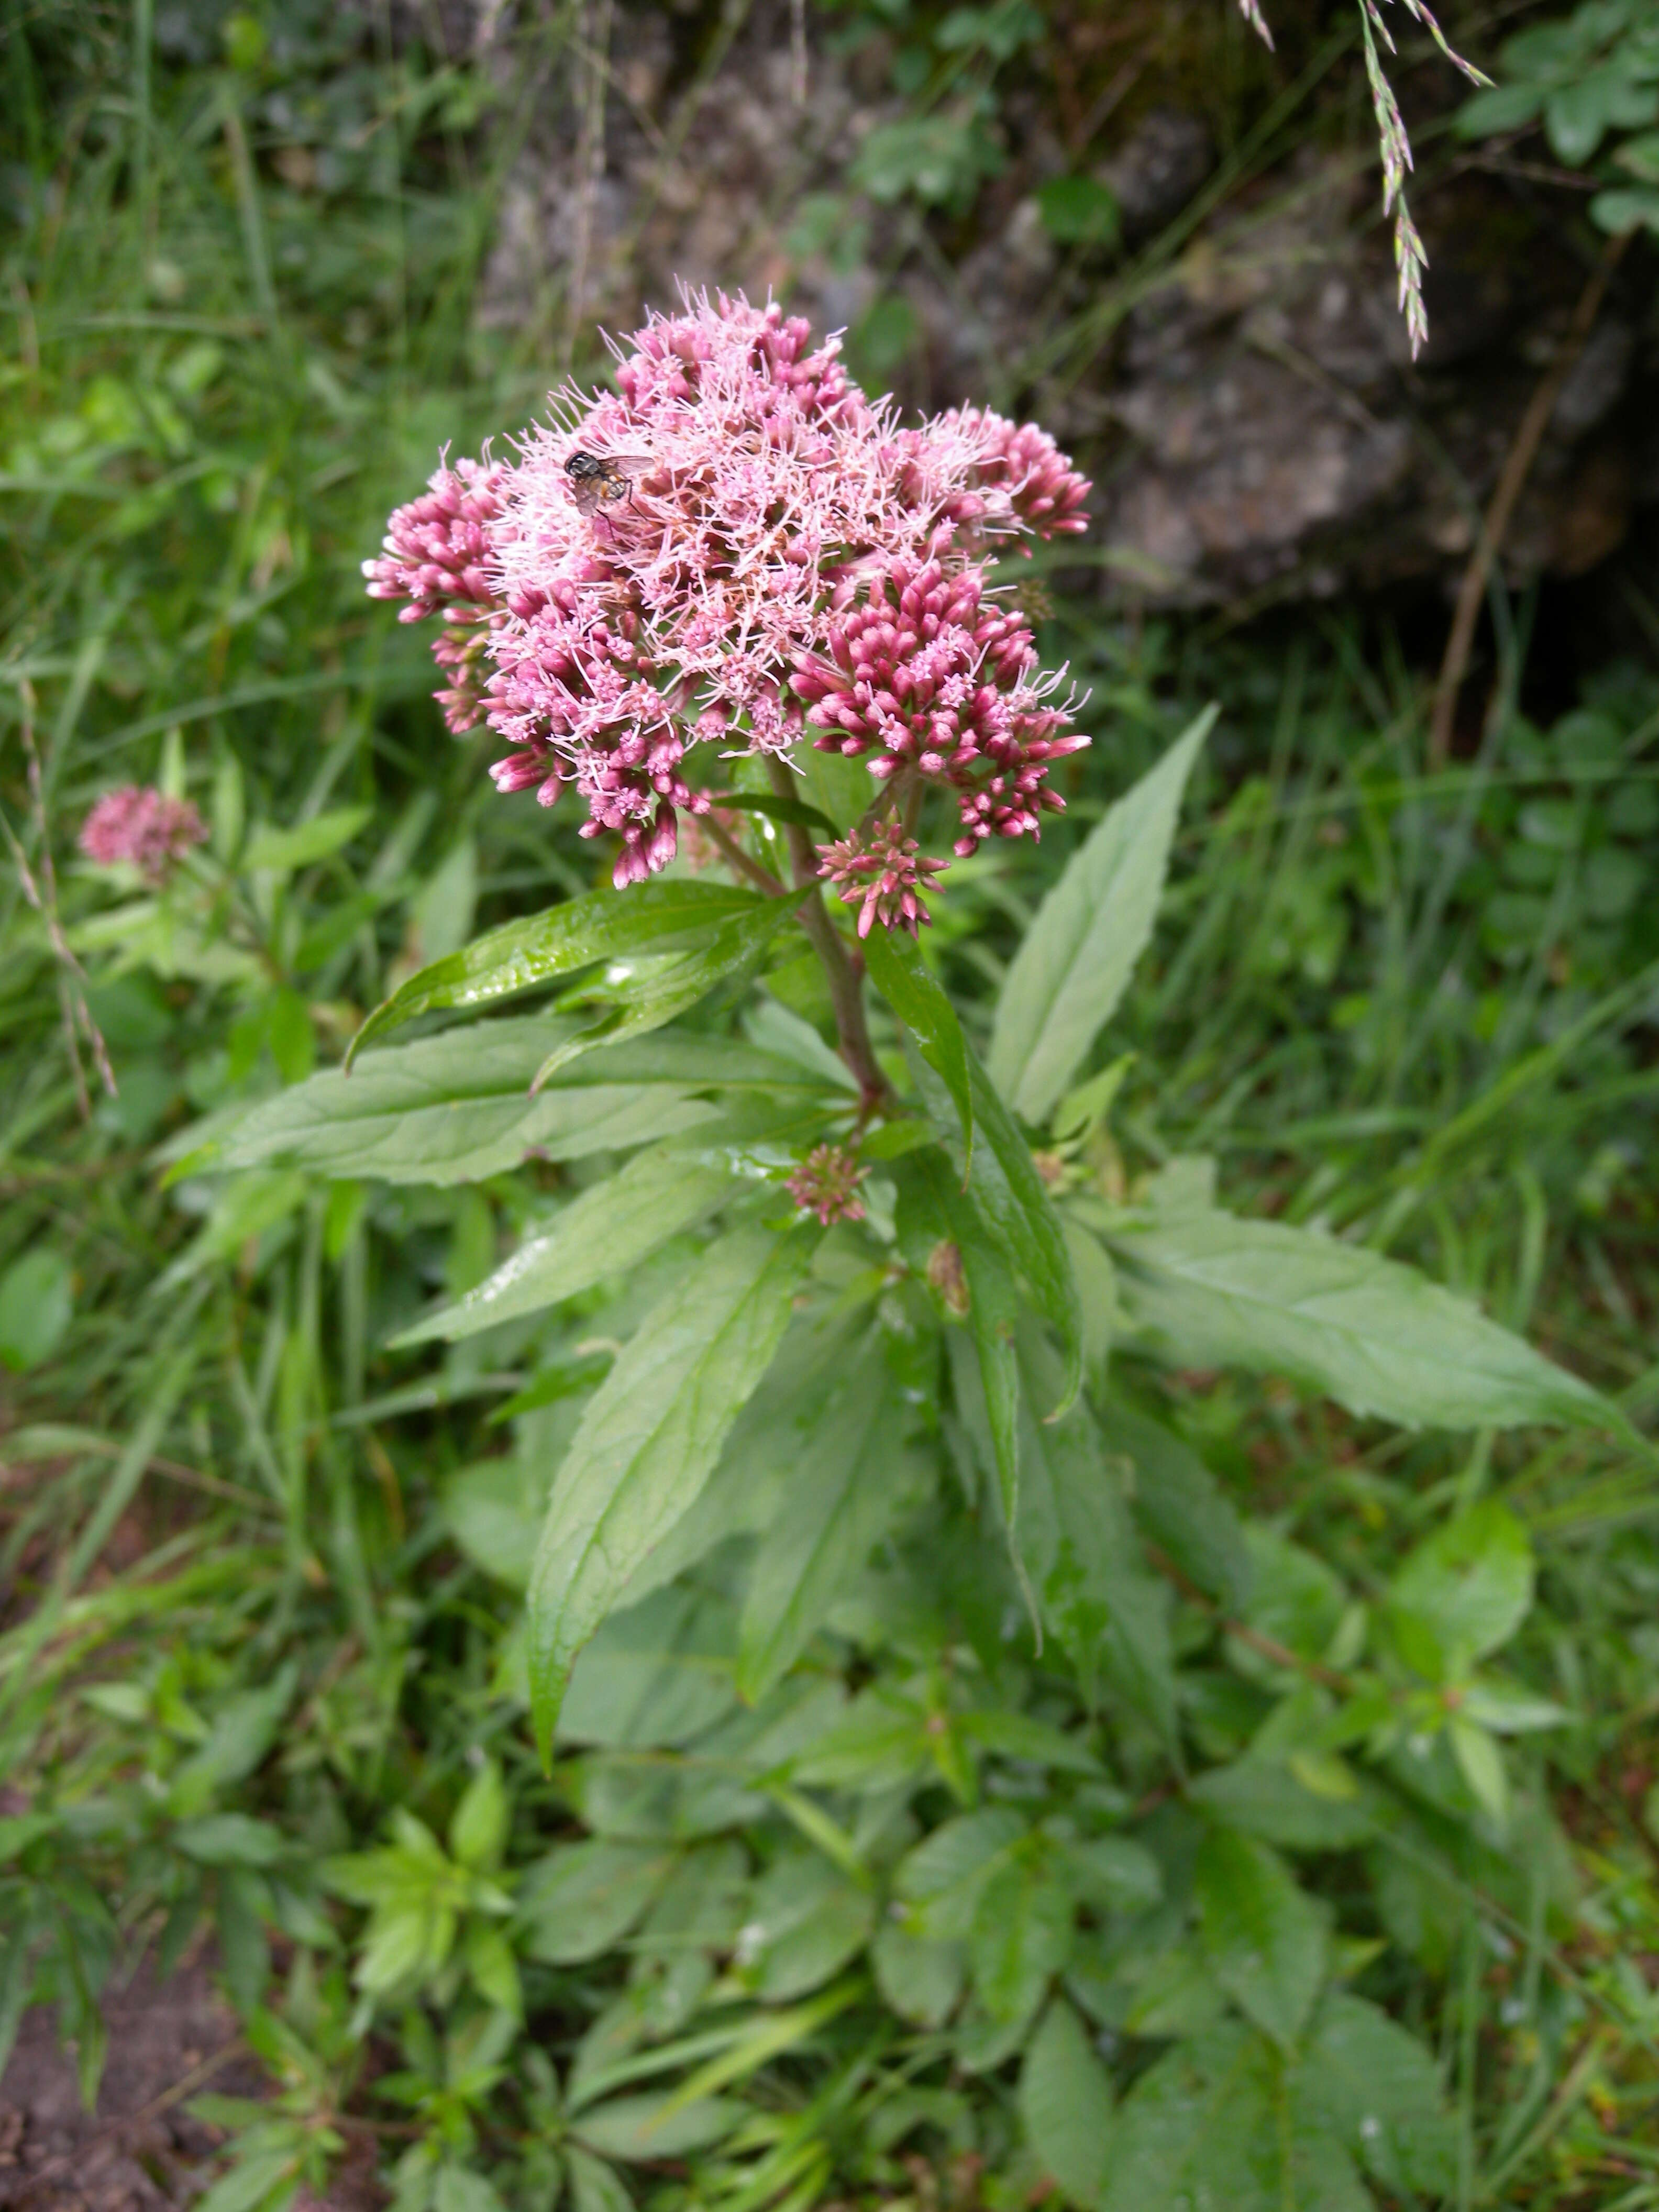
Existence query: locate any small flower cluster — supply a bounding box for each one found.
[786,1143,867,1227]
[818,820,947,938]
[367,287,1090,906]
[78,786,207,883]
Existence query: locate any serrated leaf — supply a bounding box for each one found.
[1022,1997,1114,2207]
[1095,1395,1251,1612]
[1107,1205,1610,1431]
[1295,1992,1457,2196]
[911,1050,1082,1418]
[348,879,767,1060]
[527,1226,816,1762]
[1014,1331,1175,1741]
[1195,1829,1328,2050]
[182,1022,812,1187]
[864,926,972,1170]
[971,1846,1074,2025]
[736,1332,914,1701]
[397,1138,744,1346]
[989,709,1213,1121]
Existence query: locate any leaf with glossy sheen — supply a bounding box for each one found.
[1107,1205,1611,1431]
[530,898,802,1087]
[864,927,972,1172]
[348,879,767,1062]
[990,707,1214,1121]
[186,1023,809,1187]
[527,1225,817,1763]
[396,1102,829,1344]
[1021,1997,1114,2208]
[1195,1828,1329,2050]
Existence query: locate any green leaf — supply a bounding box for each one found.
[872,1923,966,2027]
[187,1023,801,1187]
[1014,1332,1176,1741]
[1194,1829,1329,2051]
[348,879,767,1060]
[1390,1501,1534,1671]
[989,709,1213,1122]
[736,1332,916,1701]
[567,2147,634,2212]
[1187,1760,1379,1851]
[1094,1396,1251,1612]
[1295,1992,1457,2196]
[396,1138,745,1346]
[172,1814,288,1866]
[864,926,972,1171]
[900,1151,1022,1538]
[734,1850,876,1999]
[972,1846,1075,2026]
[0,1248,74,1373]
[517,1841,676,1965]
[531,898,800,1086]
[193,2148,303,2212]
[1037,174,1120,246]
[449,1761,510,1871]
[1102,2024,1369,2212]
[527,1225,817,1762]
[241,804,369,874]
[714,790,836,835]
[914,1050,1083,1421]
[1105,1204,1611,1431]
[894,1809,1028,1939]
[1453,81,1547,137]
[1022,1997,1114,2207]
[573,2091,742,2161]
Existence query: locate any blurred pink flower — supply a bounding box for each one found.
[818,820,948,938]
[78,786,207,883]
[366,287,1090,898]
[786,1143,868,1227]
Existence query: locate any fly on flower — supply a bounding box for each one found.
[562,449,654,519]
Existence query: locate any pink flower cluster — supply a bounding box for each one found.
[79,786,207,882]
[365,287,1091,899]
[786,1143,868,1227]
[819,820,947,938]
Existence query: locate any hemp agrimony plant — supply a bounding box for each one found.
[180,289,1623,2206]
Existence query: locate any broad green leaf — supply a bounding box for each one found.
[560,1586,740,1749]
[989,709,1213,1121]
[972,1846,1075,2025]
[531,897,800,1085]
[0,1249,73,1374]
[567,2148,633,2212]
[184,1023,806,1187]
[1105,1205,1610,1431]
[1094,1396,1251,1612]
[1390,1500,1534,1669]
[1059,1834,1162,1909]
[1015,1331,1176,1741]
[736,1332,915,1701]
[348,879,767,1059]
[894,1809,1028,1940]
[872,1922,966,2027]
[241,804,369,874]
[397,1139,743,1346]
[1195,1829,1328,2050]
[1187,1760,1379,1851]
[517,1841,676,1964]
[1102,2024,1369,2212]
[734,1849,876,2000]
[449,1761,510,1871]
[1296,1992,1456,2195]
[1022,1997,1114,2208]
[864,926,972,1170]
[527,1226,817,1761]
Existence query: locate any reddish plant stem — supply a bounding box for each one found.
[765,755,893,1114]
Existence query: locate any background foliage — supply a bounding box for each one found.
[3,3,1659,2210]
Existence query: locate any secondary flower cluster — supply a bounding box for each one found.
[79,786,207,883]
[365,286,1090,902]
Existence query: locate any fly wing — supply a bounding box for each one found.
[566,475,606,515]
[606,454,655,478]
